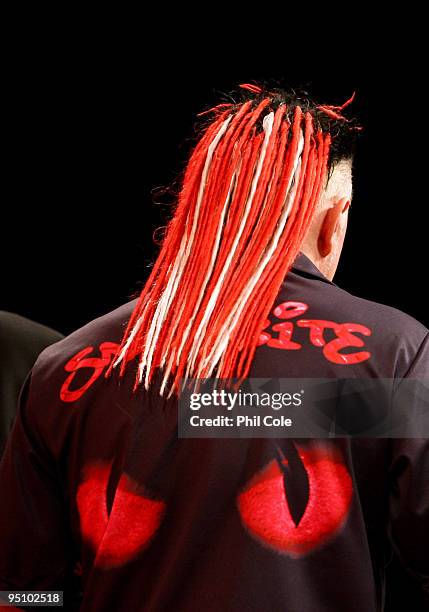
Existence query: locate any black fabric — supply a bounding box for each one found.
[0,255,428,611]
[0,312,63,456]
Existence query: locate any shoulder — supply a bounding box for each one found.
[26,301,137,410]
[318,283,428,376]
[13,302,137,463]
[33,301,136,380]
[274,271,428,377]
[331,284,427,340]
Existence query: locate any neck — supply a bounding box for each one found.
[299,246,337,281]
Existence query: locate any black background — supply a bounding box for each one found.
[1,20,427,611]
[2,31,427,335]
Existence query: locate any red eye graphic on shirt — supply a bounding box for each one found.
[237,442,352,557]
[77,463,166,568]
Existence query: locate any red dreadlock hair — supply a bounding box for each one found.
[110,83,358,396]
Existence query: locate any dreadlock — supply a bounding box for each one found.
[110,82,359,396]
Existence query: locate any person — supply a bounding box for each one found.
[0,311,63,456]
[0,84,427,611]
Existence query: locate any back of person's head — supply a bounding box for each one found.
[111,83,359,396]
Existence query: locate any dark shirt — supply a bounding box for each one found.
[0,312,63,455]
[0,255,428,611]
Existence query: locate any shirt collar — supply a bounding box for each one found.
[291,252,335,286]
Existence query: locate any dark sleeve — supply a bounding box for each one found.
[0,312,64,455]
[388,333,429,600]
[0,371,75,599]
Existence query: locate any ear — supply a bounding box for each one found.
[318,197,350,258]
